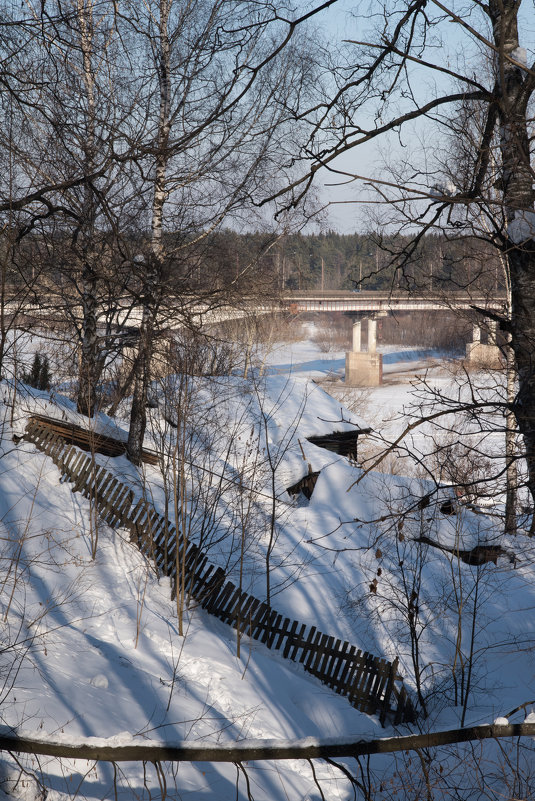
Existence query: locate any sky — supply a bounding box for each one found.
[301,0,535,233]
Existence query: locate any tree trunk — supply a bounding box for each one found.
[508,244,535,528]
[75,0,102,418]
[127,311,154,465]
[77,265,104,417]
[490,0,535,517]
[126,0,170,463]
[505,338,518,533]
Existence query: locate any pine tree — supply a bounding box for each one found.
[23,353,51,390]
[38,356,51,390]
[26,353,42,388]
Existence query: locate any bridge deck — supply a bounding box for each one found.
[279,291,506,314]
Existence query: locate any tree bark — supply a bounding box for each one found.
[126,0,170,463]
[1,722,535,763]
[489,0,535,519]
[75,0,102,418]
[505,338,518,533]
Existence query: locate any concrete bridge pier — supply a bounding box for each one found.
[345,317,383,386]
[465,319,502,368]
[368,319,377,353]
[488,319,498,345]
[352,319,361,352]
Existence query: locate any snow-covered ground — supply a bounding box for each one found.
[1,329,534,800]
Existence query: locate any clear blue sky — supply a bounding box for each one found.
[303,0,535,234]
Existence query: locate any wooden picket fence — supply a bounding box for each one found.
[23,415,416,726]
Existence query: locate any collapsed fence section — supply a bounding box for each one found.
[23,415,416,726]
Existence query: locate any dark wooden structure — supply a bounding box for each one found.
[26,414,158,465]
[23,416,416,726]
[307,429,370,461]
[286,471,320,500]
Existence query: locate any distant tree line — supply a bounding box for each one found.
[199,230,507,293]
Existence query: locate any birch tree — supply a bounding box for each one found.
[72,0,109,417]
[0,4,65,382]
[43,0,142,418]
[124,0,324,464]
[0,0,141,416]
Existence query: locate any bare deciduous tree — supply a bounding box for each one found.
[123,0,325,463]
[269,0,535,517]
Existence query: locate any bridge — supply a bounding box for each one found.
[276,291,507,387]
[11,290,504,389]
[280,290,507,315]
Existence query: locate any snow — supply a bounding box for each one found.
[508,209,535,244]
[88,675,109,690]
[1,333,534,799]
[429,181,458,198]
[511,46,528,67]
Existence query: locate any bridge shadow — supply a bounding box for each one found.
[267,357,345,376]
[381,347,450,365]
